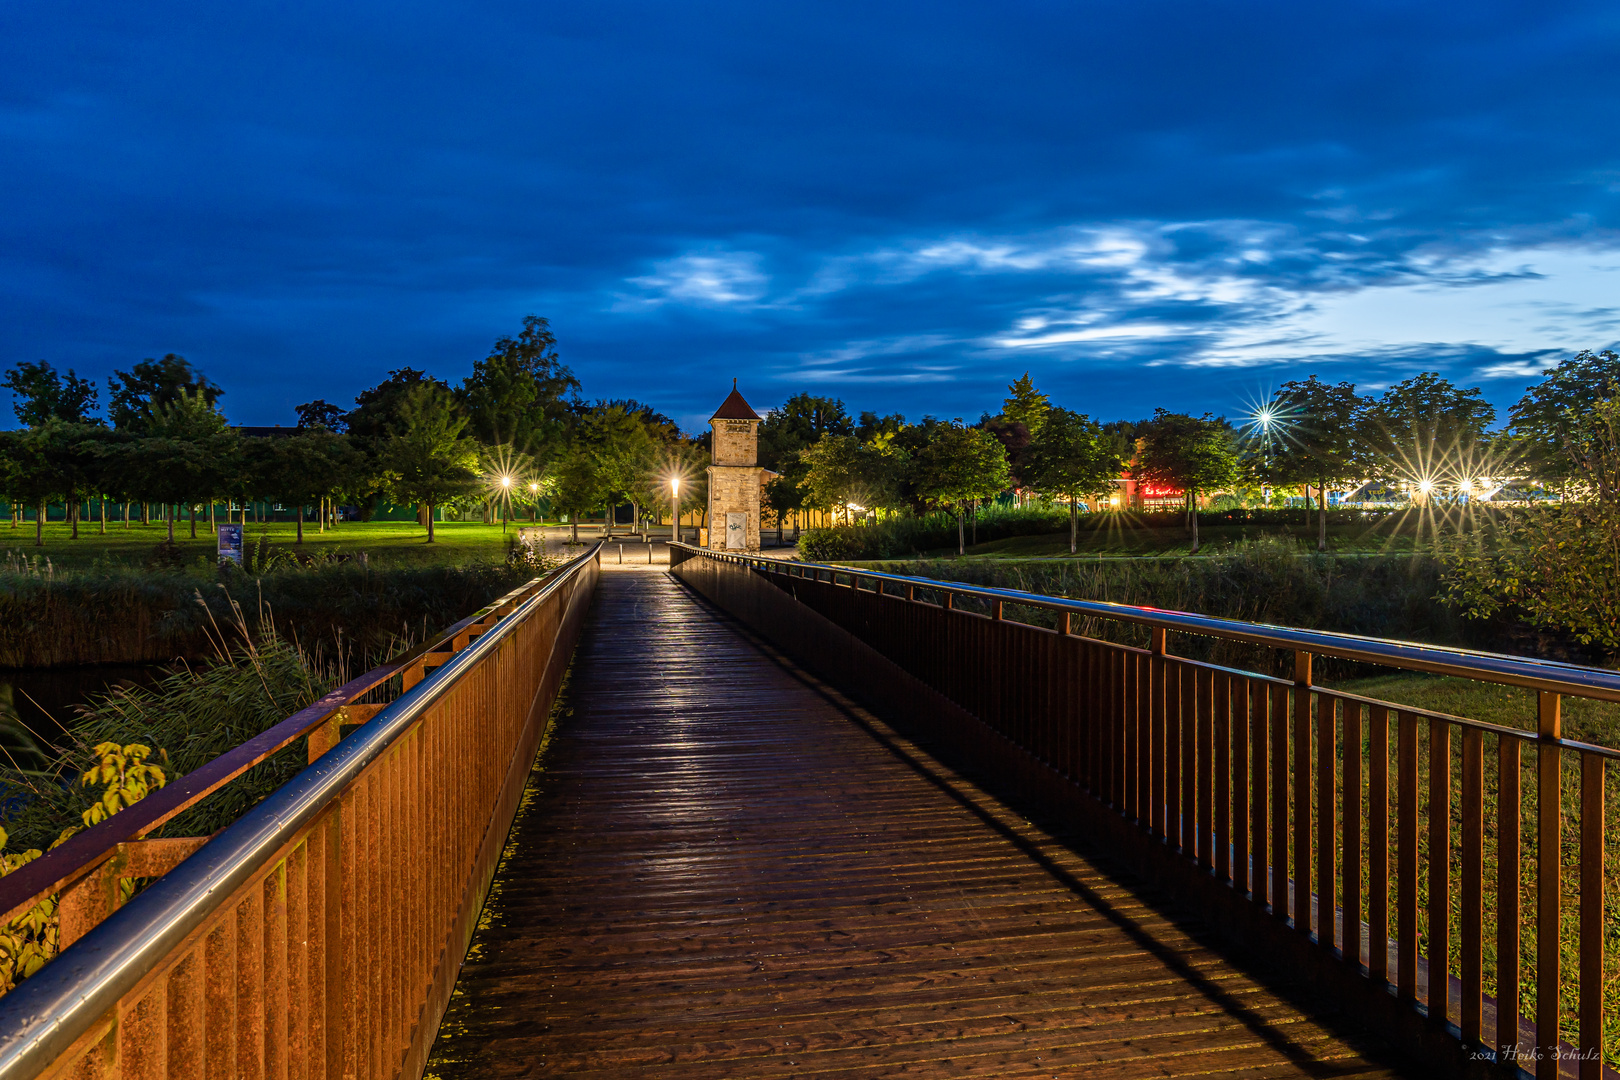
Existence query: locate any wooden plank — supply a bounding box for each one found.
[423,571,1403,1080]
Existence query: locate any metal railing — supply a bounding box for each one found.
[0,543,601,1080]
[672,544,1618,1080]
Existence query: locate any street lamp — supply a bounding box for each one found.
[529,481,540,524]
[669,477,682,544]
[1253,408,1275,506]
[499,475,512,531]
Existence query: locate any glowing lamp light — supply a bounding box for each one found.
[847,502,866,512]
[1255,408,1275,428]
[1418,478,1435,495]
[529,481,539,493]
[500,475,512,489]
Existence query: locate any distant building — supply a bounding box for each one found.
[706,383,765,552]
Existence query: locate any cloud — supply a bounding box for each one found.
[621,251,768,308]
[991,322,1183,348]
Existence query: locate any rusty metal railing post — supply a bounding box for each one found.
[1536,689,1562,1080]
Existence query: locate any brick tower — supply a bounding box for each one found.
[707,381,763,551]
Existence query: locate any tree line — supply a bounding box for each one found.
[0,316,691,546]
[764,352,1620,555]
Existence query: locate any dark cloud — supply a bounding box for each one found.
[2,1,1619,429]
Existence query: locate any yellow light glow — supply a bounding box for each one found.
[847,502,865,512]
[500,475,512,488]
[1418,478,1435,495]
[670,476,681,496]
[529,482,539,493]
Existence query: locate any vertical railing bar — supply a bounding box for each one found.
[1536,690,1561,1080]
[1271,683,1289,924]
[1497,736,1522,1061]
[1292,652,1312,937]
[1429,717,1451,1024]
[1579,753,1604,1080]
[1343,700,1362,972]
[1231,675,1250,899]
[1460,726,1484,1045]
[1369,705,1390,985]
[1397,710,1419,1003]
[1252,681,1269,910]
[1215,671,1231,886]
[1316,692,1336,953]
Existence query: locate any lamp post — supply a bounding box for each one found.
[1254,407,1274,506]
[529,481,539,524]
[669,477,681,545]
[500,475,512,532]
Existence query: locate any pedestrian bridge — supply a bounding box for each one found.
[1,543,1617,1079]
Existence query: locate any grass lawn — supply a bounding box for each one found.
[0,519,548,571]
[1326,671,1620,746]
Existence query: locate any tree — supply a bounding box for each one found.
[979,417,1033,497]
[1507,350,1620,488]
[573,404,659,536]
[1002,372,1050,439]
[799,434,904,523]
[1359,372,1496,492]
[255,432,364,543]
[378,385,480,542]
[1025,407,1125,553]
[1446,388,1620,650]
[550,447,609,544]
[347,369,449,445]
[295,399,348,432]
[2,424,106,544]
[3,361,98,426]
[107,355,221,433]
[1135,410,1238,553]
[1256,377,1365,551]
[909,424,1011,554]
[757,394,853,470]
[458,316,580,459]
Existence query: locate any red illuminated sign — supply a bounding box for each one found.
[1138,484,1184,498]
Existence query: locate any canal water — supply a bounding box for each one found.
[0,665,166,769]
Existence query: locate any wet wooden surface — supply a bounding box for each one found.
[425,567,1405,1079]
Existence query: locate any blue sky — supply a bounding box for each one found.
[3,2,1619,433]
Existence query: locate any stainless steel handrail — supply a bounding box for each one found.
[0,543,602,1080]
[672,543,1620,703]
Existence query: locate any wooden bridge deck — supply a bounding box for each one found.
[425,568,1404,1079]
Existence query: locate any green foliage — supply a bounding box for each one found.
[0,560,529,668]
[1507,350,1620,485]
[457,315,580,459]
[799,433,906,518]
[1446,389,1620,651]
[1134,409,1238,552]
[1253,377,1365,550]
[1001,372,1050,439]
[1025,407,1125,552]
[0,741,173,993]
[2,361,98,427]
[874,538,1473,673]
[799,504,1069,560]
[106,355,222,434]
[1359,371,1497,481]
[757,393,854,470]
[379,385,481,541]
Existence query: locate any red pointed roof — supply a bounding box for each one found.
[710,381,761,421]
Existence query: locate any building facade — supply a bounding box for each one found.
[707,383,764,551]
